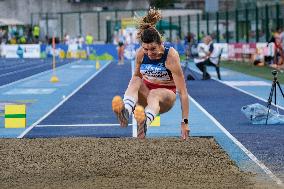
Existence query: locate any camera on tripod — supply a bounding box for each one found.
[265,69,284,124]
[272,70,278,77]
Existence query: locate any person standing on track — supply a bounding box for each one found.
[117,29,125,65]
[112,8,189,140]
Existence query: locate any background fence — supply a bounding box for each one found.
[31,3,284,43]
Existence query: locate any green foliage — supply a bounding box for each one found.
[97,53,113,60]
[89,54,96,60]
[88,52,114,61]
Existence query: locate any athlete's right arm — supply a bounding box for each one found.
[133,48,144,78]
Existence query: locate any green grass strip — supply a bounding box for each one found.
[5,114,26,118]
[221,61,284,84]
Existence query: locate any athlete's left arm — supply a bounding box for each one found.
[166,47,190,139]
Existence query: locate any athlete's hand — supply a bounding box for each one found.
[181,122,189,140]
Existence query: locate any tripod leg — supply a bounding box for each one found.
[274,82,277,106]
[267,82,275,107]
[266,82,276,124]
[276,81,284,98]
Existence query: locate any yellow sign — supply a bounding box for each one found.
[121,18,136,29]
[150,114,160,127]
[5,104,26,128]
[96,59,101,70]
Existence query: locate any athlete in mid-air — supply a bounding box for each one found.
[112,8,189,139]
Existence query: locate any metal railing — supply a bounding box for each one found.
[31,3,283,43]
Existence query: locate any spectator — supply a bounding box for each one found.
[0,28,6,44]
[19,35,27,44]
[274,33,284,66]
[264,36,275,65]
[27,27,33,44]
[63,33,70,45]
[253,48,264,66]
[32,25,40,43]
[184,33,198,59]
[117,29,125,65]
[194,35,218,80]
[77,35,84,49]
[85,33,94,45]
[277,27,284,57]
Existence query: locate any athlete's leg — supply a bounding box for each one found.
[118,47,122,64]
[120,46,125,64]
[134,88,176,138]
[147,88,176,114]
[112,76,149,127]
[124,76,149,104]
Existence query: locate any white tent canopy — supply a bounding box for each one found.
[0,18,25,26]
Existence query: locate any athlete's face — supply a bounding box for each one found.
[142,42,163,60]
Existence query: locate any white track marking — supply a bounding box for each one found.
[217,79,284,110]
[0,64,48,78]
[17,61,111,138]
[0,60,76,89]
[190,96,283,186]
[36,123,133,127]
[131,59,137,137]
[191,64,284,109]
[223,81,271,86]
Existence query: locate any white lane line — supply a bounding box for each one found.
[0,64,47,78]
[0,60,78,89]
[131,59,137,137]
[17,61,112,138]
[218,79,284,110]
[190,96,283,186]
[36,123,133,127]
[190,65,284,110]
[223,80,271,86]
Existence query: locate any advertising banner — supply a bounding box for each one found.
[40,44,117,60]
[3,44,40,58]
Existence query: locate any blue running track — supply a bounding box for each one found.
[0,58,71,86]
[25,61,133,138]
[0,58,283,186]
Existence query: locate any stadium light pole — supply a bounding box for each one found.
[276,3,280,29]
[187,15,190,35]
[60,13,63,41]
[46,13,49,39]
[255,6,259,42]
[235,9,239,43]
[216,12,219,43]
[206,12,209,35]
[245,8,249,43]
[197,14,200,42]
[106,16,111,43]
[265,4,269,42]
[79,12,82,37]
[226,10,229,43]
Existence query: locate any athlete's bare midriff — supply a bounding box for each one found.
[142,77,175,86]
